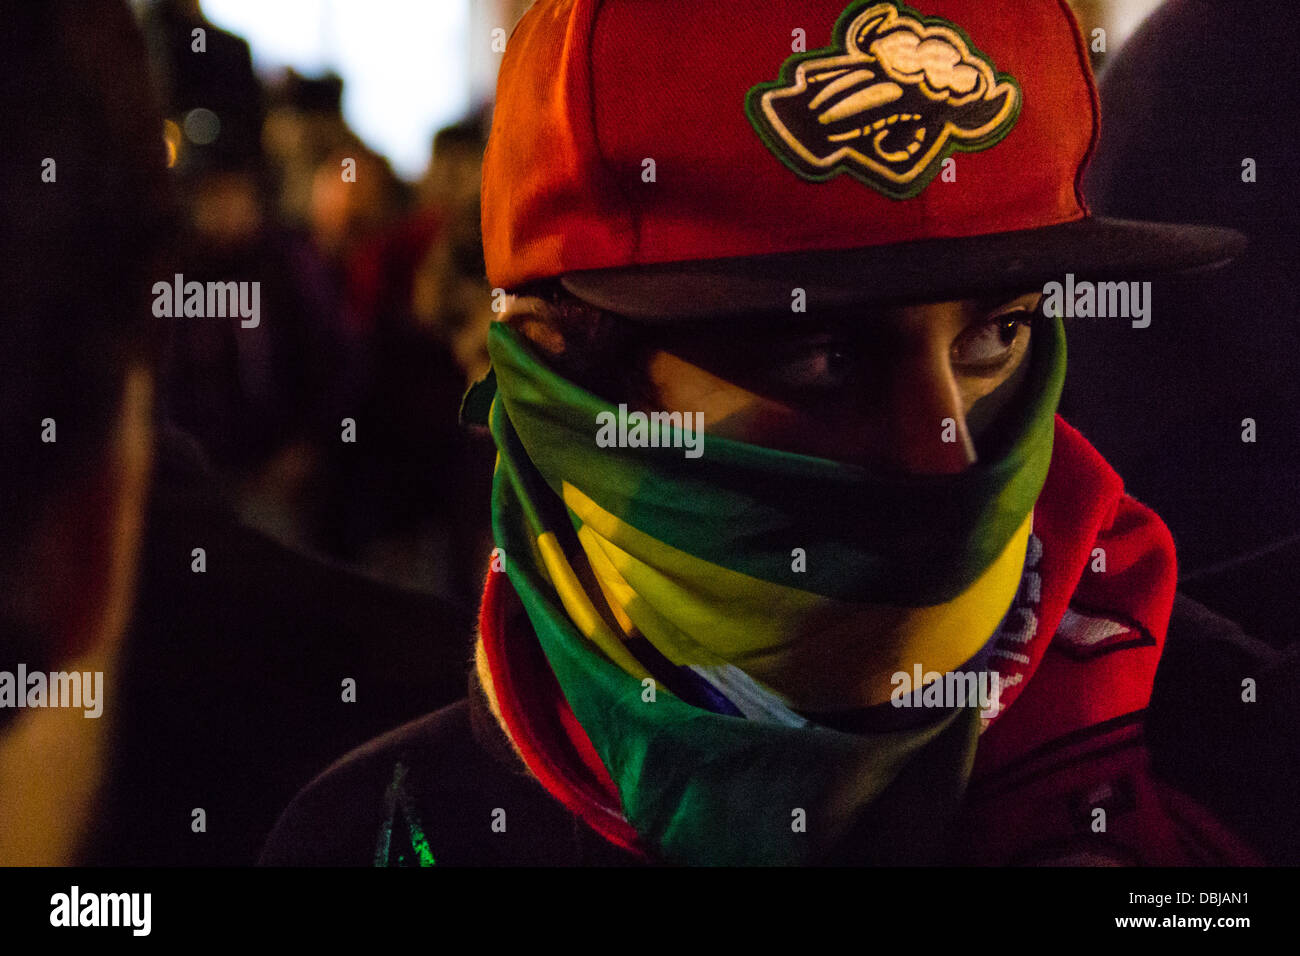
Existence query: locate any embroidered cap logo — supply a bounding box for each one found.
[746,1,1022,199]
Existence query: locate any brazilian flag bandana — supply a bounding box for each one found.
[474,312,1067,865]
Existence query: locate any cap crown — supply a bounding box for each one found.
[482,0,1098,291]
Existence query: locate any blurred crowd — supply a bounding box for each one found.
[142,0,497,603]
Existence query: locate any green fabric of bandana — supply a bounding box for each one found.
[479,314,1066,864]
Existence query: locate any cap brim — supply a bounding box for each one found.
[559,217,1247,322]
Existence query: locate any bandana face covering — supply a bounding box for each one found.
[480,313,1067,864]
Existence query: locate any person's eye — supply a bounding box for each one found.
[767,337,856,392]
[951,309,1033,370]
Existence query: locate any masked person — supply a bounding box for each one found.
[262,0,1295,866]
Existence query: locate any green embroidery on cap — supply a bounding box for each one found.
[745,0,1022,200]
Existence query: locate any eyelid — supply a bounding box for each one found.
[955,306,1031,342]
[764,336,858,392]
[987,298,1041,321]
[997,292,1045,316]
[951,312,1032,370]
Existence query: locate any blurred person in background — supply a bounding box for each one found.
[141,0,363,543]
[0,0,476,867]
[262,70,351,230]
[310,117,496,601]
[412,119,497,386]
[408,118,499,598]
[0,0,170,865]
[307,143,408,307]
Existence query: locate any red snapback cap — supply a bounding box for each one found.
[481,0,1244,320]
